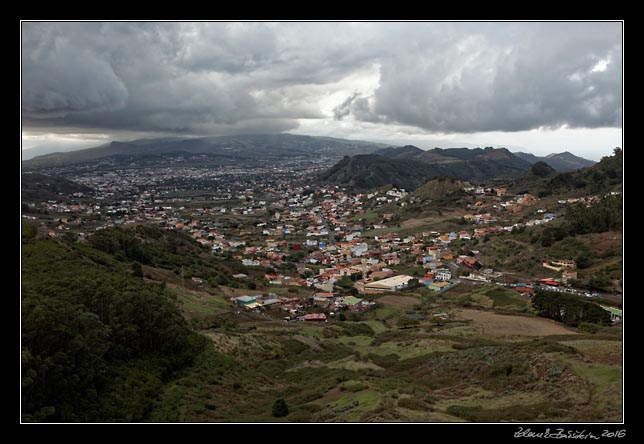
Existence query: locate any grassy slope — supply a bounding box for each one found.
[150,283,622,422]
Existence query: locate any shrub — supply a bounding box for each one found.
[272,399,289,418]
[578,322,600,334]
[340,381,367,392]
[397,317,420,329]
[367,353,400,368]
[281,339,308,355]
[398,397,428,411]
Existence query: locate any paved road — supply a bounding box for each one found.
[459,278,622,303]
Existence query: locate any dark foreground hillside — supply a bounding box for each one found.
[21,228,210,422]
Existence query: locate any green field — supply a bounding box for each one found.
[170,285,231,317]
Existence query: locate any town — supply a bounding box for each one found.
[21,158,622,324]
[21,20,623,425]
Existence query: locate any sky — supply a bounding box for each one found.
[21,21,622,161]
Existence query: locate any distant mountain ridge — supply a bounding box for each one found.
[320,145,534,191]
[376,146,530,172]
[22,134,390,170]
[374,145,594,173]
[513,151,595,172]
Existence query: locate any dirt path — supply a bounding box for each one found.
[454,308,578,337]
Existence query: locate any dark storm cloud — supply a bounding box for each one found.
[347,22,623,133]
[22,22,622,136]
[22,24,129,117]
[21,22,331,135]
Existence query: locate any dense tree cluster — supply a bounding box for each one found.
[22,233,207,422]
[539,195,621,248]
[565,195,622,235]
[88,225,247,288]
[531,289,611,327]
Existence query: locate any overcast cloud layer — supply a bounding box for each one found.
[22,22,622,159]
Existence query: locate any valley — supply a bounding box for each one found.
[20,20,623,426]
[21,138,622,423]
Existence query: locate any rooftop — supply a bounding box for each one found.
[341,297,364,306]
[600,306,622,317]
[364,274,414,289]
[235,295,256,303]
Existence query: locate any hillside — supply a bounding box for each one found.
[147,283,621,423]
[543,148,622,195]
[21,224,264,422]
[514,151,596,172]
[21,172,94,201]
[21,228,207,422]
[21,209,622,423]
[318,154,445,192]
[493,149,621,199]
[412,177,471,202]
[86,225,254,287]
[374,145,425,159]
[418,148,532,182]
[22,134,389,170]
[472,150,622,288]
[320,146,532,191]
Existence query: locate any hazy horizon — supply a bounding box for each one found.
[21,131,616,161]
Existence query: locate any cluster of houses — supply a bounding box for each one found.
[541,259,579,286]
[459,188,561,235]
[27,161,619,318]
[25,159,326,238]
[177,187,472,291]
[30,174,480,299]
[230,291,375,321]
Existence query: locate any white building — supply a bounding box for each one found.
[434,268,452,281]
